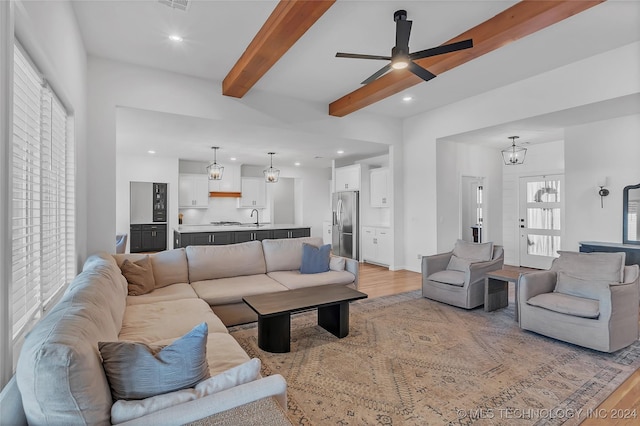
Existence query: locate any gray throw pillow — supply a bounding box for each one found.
[554,271,610,300]
[446,255,473,272]
[554,251,625,283]
[452,239,493,262]
[99,323,210,400]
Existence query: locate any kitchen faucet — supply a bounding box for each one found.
[250,209,259,226]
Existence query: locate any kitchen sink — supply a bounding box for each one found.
[240,223,267,228]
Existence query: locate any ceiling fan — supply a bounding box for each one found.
[336,10,473,85]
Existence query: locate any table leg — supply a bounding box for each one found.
[318,302,349,338]
[484,277,509,312]
[258,313,290,353]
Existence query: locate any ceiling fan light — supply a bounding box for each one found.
[391,58,409,70]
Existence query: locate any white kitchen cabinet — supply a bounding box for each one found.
[370,168,390,207]
[238,177,266,208]
[179,174,209,208]
[323,221,333,245]
[209,163,241,193]
[335,164,361,192]
[362,226,392,266]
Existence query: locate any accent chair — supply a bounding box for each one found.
[422,240,504,309]
[518,251,639,353]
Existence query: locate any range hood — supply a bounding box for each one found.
[209,191,241,198]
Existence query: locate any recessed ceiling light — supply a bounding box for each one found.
[402,95,413,102]
[148,150,156,154]
[168,34,183,42]
[337,150,344,154]
[230,157,237,161]
[294,162,301,166]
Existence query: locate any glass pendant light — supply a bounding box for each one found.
[264,152,280,183]
[206,146,224,180]
[501,136,527,165]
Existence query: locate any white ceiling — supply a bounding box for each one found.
[72,0,640,164]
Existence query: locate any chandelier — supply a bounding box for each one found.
[206,146,224,180]
[501,136,527,165]
[264,152,280,183]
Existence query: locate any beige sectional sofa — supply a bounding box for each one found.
[5,237,358,425]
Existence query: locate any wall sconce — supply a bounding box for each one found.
[598,177,609,208]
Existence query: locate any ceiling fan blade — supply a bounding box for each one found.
[396,20,412,52]
[408,62,437,82]
[409,39,473,60]
[336,52,392,61]
[361,63,392,85]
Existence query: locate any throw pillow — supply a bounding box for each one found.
[446,255,473,272]
[300,243,331,274]
[554,271,610,300]
[553,251,625,283]
[329,256,346,271]
[120,256,155,296]
[452,239,493,262]
[99,323,210,400]
[110,358,261,423]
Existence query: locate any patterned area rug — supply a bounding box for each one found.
[229,291,640,425]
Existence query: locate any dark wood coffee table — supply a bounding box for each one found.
[243,285,368,353]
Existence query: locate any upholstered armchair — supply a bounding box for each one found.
[422,240,504,309]
[518,251,639,353]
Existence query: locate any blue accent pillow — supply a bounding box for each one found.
[300,243,331,274]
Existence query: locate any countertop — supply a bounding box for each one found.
[175,224,310,233]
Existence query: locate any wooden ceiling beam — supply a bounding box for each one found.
[329,0,605,117]
[223,0,335,98]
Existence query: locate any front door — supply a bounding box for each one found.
[519,175,563,269]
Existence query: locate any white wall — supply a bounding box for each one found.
[87,57,400,256]
[502,140,564,265]
[15,0,88,265]
[403,41,640,272]
[436,141,503,254]
[115,155,179,252]
[564,114,640,250]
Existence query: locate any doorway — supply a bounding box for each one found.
[518,175,563,269]
[461,176,484,243]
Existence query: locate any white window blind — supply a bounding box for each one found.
[11,44,75,342]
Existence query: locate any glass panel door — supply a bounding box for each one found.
[519,175,563,269]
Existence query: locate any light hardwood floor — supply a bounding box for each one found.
[357,262,640,425]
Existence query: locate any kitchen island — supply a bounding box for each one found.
[173,224,311,248]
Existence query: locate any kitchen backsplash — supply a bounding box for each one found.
[179,197,271,225]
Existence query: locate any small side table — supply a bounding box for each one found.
[484,269,522,320]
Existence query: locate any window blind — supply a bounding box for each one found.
[11,43,74,342]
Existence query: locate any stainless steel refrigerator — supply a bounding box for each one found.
[332,191,359,259]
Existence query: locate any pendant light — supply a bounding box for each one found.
[501,136,527,165]
[206,146,224,180]
[264,152,280,183]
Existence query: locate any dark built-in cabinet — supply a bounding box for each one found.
[153,183,167,222]
[173,227,311,249]
[579,241,640,267]
[130,224,167,253]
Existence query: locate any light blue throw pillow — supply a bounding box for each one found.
[300,243,331,274]
[99,322,209,400]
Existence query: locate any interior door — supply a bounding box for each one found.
[519,175,563,269]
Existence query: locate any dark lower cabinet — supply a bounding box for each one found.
[131,224,166,253]
[579,242,640,267]
[173,228,311,248]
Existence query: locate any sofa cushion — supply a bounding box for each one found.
[553,251,625,283]
[527,292,600,319]
[114,248,189,289]
[329,256,345,271]
[126,283,198,306]
[452,239,493,261]
[191,274,288,306]
[121,256,155,296]
[446,255,473,272]
[427,270,466,287]
[300,243,331,274]
[17,254,128,425]
[554,271,610,300]
[119,299,227,344]
[153,332,251,377]
[267,270,355,290]
[110,358,261,424]
[262,237,324,272]
[186,241,266,282]
[100,323,210,400]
